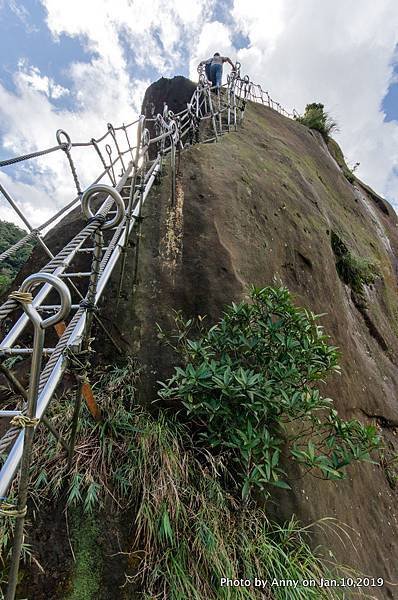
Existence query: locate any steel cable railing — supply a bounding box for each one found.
[0,65,296,599]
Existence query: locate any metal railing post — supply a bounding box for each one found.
[5,273,71,600]
[91,139,115,185]
[57,129,82,196]
[67,228,103,468]
[105,144,116,185]
[207,89,218,141]
[116,116,145,301]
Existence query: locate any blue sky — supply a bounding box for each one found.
[1,0,398,227]
[0,1,86,112]
[382,63,398,122]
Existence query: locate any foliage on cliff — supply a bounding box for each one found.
[1,358,358,600]
[296,103,337,140]
[159,286,380,499]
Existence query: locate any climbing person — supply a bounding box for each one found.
[202,58,212,84]
[199,53,235,89]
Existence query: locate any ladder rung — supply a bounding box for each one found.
[61,272,91,278]
[77,247,109,253]
[37,304,80,312]
[0,348,55,355]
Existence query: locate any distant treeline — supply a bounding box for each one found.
[0,219,35,294]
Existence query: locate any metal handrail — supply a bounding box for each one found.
[0,63,297,599]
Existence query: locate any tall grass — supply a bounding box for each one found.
[126,410,358,599]
[1,361,368,599]
[29,359,141,512]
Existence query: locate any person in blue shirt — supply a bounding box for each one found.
[199,53,235,88]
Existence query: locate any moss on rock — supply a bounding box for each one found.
[65,513,102,600]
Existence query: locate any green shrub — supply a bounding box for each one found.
[0,274,11,295]
[296,103,338,140]
[159,286,380,499]
[331,232,379,297]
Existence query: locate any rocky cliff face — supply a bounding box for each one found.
[7,76,398,597]
[114,78,398,596]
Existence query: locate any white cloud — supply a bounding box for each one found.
[9,0,39,33]
[2,0,398,233]
[0,0,215,228]
[17,60,70,99]
[231,0,398,207]
[189,21,235,82]
[0,170,55,229]
[42,0,214,74]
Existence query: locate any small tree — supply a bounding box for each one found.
[296,103,338,140]
[159,286,379,499]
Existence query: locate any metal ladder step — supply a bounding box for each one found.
[77,247,109,253]
[60,272,91,278]
[0,347,55,356]
[37,304,80,312]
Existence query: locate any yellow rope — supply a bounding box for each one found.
[10,415,39,428]
[0,502,27,518]
[8,291,33,304]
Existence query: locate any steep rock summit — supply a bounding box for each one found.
[119,77,398,594]
[8,76,398,597]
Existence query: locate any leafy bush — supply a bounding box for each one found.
[0,274,11,295]
[331,232,379,297]
[159,286,380,499]
[296,103,338,140]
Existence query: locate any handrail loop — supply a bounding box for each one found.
[81,184,125,230]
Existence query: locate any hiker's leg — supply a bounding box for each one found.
[210,64,217,87]
[215,64,222,88]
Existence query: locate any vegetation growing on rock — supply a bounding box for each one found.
[65,514,101,600]
[296,103,337,140]
[331,232,379,298]
[1,353,366,599]
[158,286,380,500]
